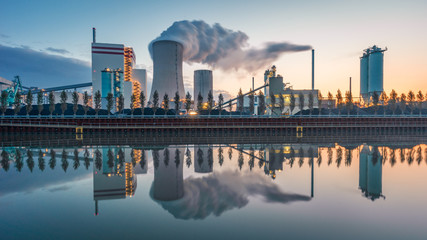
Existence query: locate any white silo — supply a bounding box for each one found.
[150,40,185,102]
[360,53,369,101]
[194,70,213,107]
[368,46,386,95]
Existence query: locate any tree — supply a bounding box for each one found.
[152,90,159,114]
[237,88,244,115]
[248,90,255,115]
[185,92,192,113]
[218,93,224,115]
[345,91,353,115]
[258,91,265,115]
[336,90,343,115]
[37,91,43,116]
[207,90,213,115]
[49,91,55,117]
[197,92,203,112]
[400,93,407,115]
[407,90,415,114]
[94,90,101,116]
[308,92,314,116]
[117,94,124,115]
[174,91,180,115]
[318,91,323,116]
[372,92,379,115]
[25,89,33,116]
[290,91,296,115]
[14,91,21,116]
[1,90,8,116]
[140,90,146,116]
[389,90,398,115]
[72,91,79,116]
[327,91,333,115]
[298,92,305,116]
[380,91,388,115]
[163,93,169,112]
[60,90,67,116]
[270,94,276,115]
[417,90,424,116]
[228,101,233,116]
[83,91,89,117]
[130,93,136,116]
[106,92,114,116]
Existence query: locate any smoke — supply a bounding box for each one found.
[151,171,311,220]
[149,20,312,72]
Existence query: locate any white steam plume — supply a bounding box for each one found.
[149,20,312,72]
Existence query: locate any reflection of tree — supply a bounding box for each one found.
[258,149,265,168]
[175,149,181,168]
[308,147,314,167]
[218,147,224,167]
[73,149,80,170]
[1,150,10,172]
[416,146,422,165]
[390,149,396,167]
[140,150,146,170]
[228,147,233,160]
[372,148,379,166]
[382,148,388,165]
[38,149,45,171]
[84,148,90,170]
[208,148,213,169]
[95,149,102,170]
[289,147,295,168]
[424,147,427,165]
[327,147,333,166]
[164,148,170,167]
[249,147,254,171]
[153,150,159,170]
[107,149,114,169]
[336,147,342,168]
[118,148,125,168]
[61,149,69,172]
[15,149,24,172]
[197,148,203,168]
[185,148,191,168]
[49,149,56,170]
[317,148,322,167]
[298,147,304,168]
[400,149,405,163]
[345,149,351,166]
[27,149,35,172]
[238,150,244,171]
[407,148,414,165]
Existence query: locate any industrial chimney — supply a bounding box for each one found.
[150,40,185,102]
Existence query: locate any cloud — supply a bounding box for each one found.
[45,47,70,55]
[151,171,310,220]
[0,44,90,88]
[149,20,311,73]
[213,89,233,101]
[0,33,10,38]
[48,185,71,192]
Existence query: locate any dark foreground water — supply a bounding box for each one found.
[1,141,426,239]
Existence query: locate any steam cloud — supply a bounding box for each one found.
[149,20,312,72]
[151,171,311,220]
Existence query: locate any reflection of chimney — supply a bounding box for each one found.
[92,28,96,43]
[95,200,98,216]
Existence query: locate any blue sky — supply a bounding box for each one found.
[1,0,426,97]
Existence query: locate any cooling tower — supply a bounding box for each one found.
[150,40,185,102]
[194,70,213,106]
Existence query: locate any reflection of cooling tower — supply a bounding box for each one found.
[359,145,383,201]
[150,40,185,102]
[153,148,184,201]
[194,70,213,106]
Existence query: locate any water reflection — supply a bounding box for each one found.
[1,143,427,219]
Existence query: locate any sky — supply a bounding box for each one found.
[0,0,426,99]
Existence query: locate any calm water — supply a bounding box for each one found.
[1,141,427,239]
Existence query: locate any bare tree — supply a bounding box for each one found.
[14,91,21,116]
[163,93,169,113]
[106,92,114,116]
[336,90,343,115]
[218,93,224,115]
[94,90,101,116]
[140,90,146,116]
[207,90,213,115]
[25,89,33,116]
[152,90,159,114]
[117,94,124,115]
[174,91,180,115]
[72,91,79,116]
[49,91,55,117]
[60,90,67,116]
[37,91,44,116]
[185,92,192,113]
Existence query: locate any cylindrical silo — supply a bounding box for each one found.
[150,40,185,102]
[367,147,382,200]
[368,49,384,94]
[194,70,213,107]
[360,54,369,100]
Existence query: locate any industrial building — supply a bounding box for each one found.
[91,28,144,110]
[360,45,387,103]
[194,70,213,107]
[149,40,185,104]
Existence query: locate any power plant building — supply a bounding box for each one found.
[360,45,387,102]
[150,40,185,104]
[194,70,213,107]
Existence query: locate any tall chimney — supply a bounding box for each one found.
[312,49,315,90]
[92,28,96,43]
[252,77,254,91]
[349,77,352,95]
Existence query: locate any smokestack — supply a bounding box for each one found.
[252,77,254,91]
[349,77,352,96]
[92,28,96,43]
[312,49,315,90]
